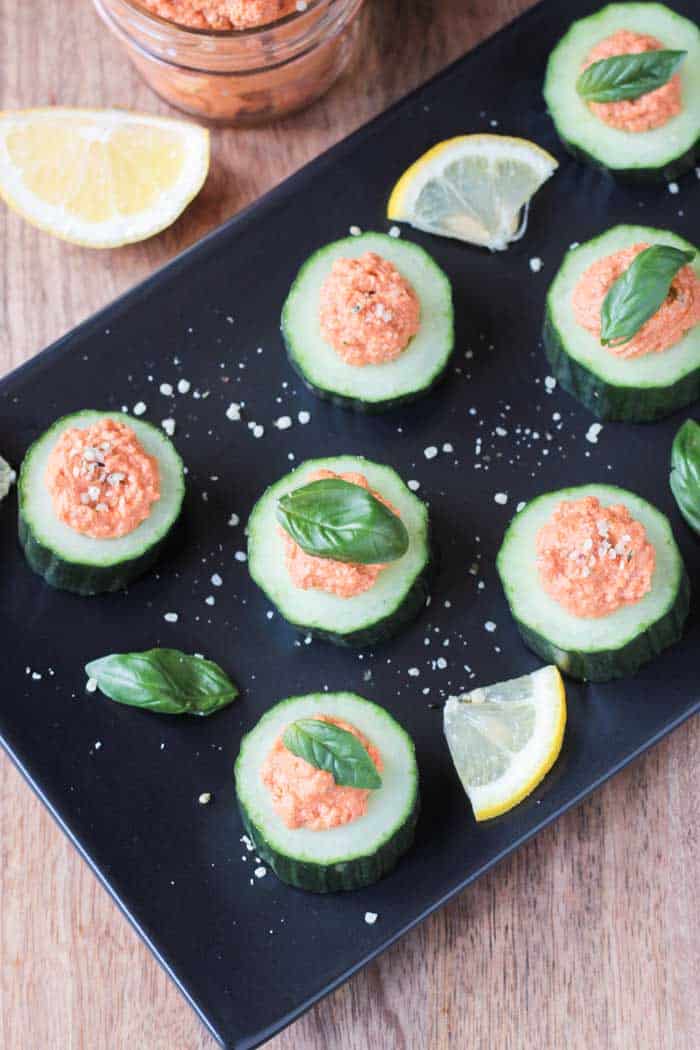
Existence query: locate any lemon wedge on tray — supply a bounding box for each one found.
[387,134,558,251]
[0,108,210,248]
[443,664,566,821]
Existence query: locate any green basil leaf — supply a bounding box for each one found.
[283,718,382,789]
[576,50,686,103]
[85,649,238,717]
[276,478,409,564]
[670,419,700,535]
[600,244,695,348]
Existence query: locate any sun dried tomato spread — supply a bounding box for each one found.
[262,715,383,830]
[536,496,656,618]
[46,418,160,539]
[319,252,421,366]
[281,469,400,598]
[583,30,682,133]
[139,0,298,29]
[572,243,700,358]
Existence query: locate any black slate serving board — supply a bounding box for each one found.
[1,1,698,1046]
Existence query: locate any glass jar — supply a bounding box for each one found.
[91,0,365,125]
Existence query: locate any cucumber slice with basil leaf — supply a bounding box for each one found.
[544,3,700,180]
[18,410,184,595]
[670,419,700,533]
[247,456,431,647]
[496,484,689,682]
[86,649,238,716]
[235,692,419,892]
[281,232,454,412]
[544,226,700,422]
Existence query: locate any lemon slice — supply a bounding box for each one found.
[387,134,558,251]
[443,664,566,821]
[0,108,210,248]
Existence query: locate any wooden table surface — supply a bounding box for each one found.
[1,1,698,1047]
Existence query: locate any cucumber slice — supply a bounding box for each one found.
[544,3,700,180]
[496,484,689,682]
[18,410,185,595]
[235,692,419,892]
[544,225,700,422]
[247,456,431,647]
[281,232,454,411]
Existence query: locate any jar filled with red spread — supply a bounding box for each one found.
[91,0,365,124]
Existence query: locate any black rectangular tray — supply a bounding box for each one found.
[1,1,698,1046]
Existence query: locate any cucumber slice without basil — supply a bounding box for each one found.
[247,456,431,647]
[235,692,419,892]
[18,410,185,595]
[544,3,700,180]
[281,232,454,411]
[496,484,689,682]
[544,226,700,422]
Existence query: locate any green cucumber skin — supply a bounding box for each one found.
[237,793,420,893]
[542,306,700,422]
[508,567,690,683]
[551,129,699,184]
[17,509,179,596]
[283,328,453,414]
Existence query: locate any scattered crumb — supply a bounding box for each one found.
[164,612,179,623]
[585,422,603,445]
[161,418,176,436]
[424,446,438,460]
[364,912,378,925]
[133,401,146,416]
[484,621,497,633]
[198,792,212,805]
[529,257,543,273]
[86,677,98,693]
[494,492,508,505]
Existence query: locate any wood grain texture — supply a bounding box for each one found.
[1,1,698,1048]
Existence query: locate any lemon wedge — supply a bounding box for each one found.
[387,134,558,251]
[0,108,210,248]
[443,664,566,821]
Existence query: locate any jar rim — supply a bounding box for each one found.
[114,0,321,37]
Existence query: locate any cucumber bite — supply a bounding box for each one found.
[18,410,184,595]
[497,484,689,682]
[234,692,419,892]
[281,232,454,411]
[544,226,700,422]
[544,3,700,180]
[247,456,431,646]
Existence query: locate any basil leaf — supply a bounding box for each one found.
[670,419,700,535]
[283,718,382,789]
[576,50,686,103]
[600,244,695,348]
[277,478,409,564]
[85,649,238,717]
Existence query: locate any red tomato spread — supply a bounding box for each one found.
[46,418,160,539]
[572,243,700,358]
[139,0,298,29]
[281,469,399,599]
[583,30,682,133]
[319,252,421,366]
[536,496,656,618]
[261,715,383,830]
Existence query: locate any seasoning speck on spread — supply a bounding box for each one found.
[46,419,160,539]
[319,252,421,366]
[261,714,382,830]
[536,496,656,618]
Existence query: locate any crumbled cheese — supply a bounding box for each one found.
[161,418,176,436]
[407,667,420,677]
[349,225,362,236]
[298,410,311,424]
[424,446,438,460]
[364,911,378,925]
[198,792,212,805]
[205,595,215,606]
[164,612,179,623]
[159,382,173,396]
[529,257,543,273]
[668,182,679,195]
[235,550,247,563]
[133,401,147,416]
[226,402,241,422]
[388,226,401,238]
[274,416,292,430]
[177,378,191,394]
[484,621,497,633]
[407,480,420,491]
[585,422,603,444]
[494,492,508,505]
[211,573,223,587]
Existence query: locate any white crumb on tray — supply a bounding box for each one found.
[407,480,420,491]
[298,410,311,424]
[254,866,267,878]
[364,912,378,925]
[586,422,603,444]
[161,418,176,436]
[164,612,179,623]
[211,573,223,587]
[484,621,497,633]
[424,446,438,460]
[235,550,247,562]
[349,225,362,236]
[177,378,191,394]
[668,182,679,194]
[86,677,98,693]
[198,792,212,805]
[133,401,147,416]
[494,492,508,505]
[274,416,292,430]
[226,402,241,421]
[529,257,543,273]
[159,382,173,396]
